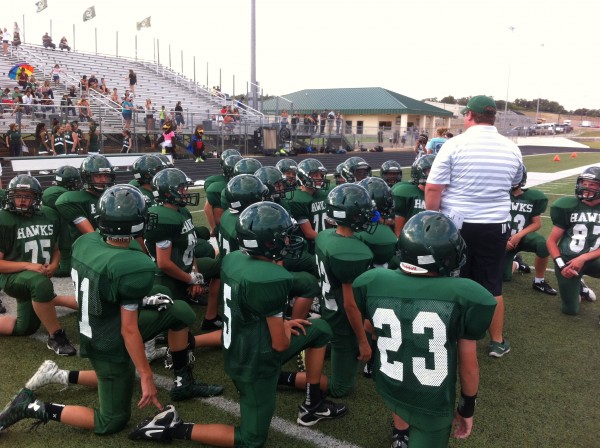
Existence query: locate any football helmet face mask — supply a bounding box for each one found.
[575,166,600,202]
[326,184,378,233]
[297,158,330,190]
[224,174,269,213]
[6,175,43,216]
[233,158,263,176]
[54,165,82,191]
[397,211,466,277]
[80,154,116,193]
[276,159,299,188]
[254,166,295,202]
[380,160,403,187]
[236,201,304,261]
[133,155,167,185]
[357,177,393,216]
[96,185,157,240]
[333,163,346,186]
[222,155,243,180]
[341,157,372,183]
[411,154,436,185]
[152,168,200,207]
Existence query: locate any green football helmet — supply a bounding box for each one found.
[133,155,167,184]
[54,165,82,191]
[224,174,268,213]
[254,166,295,202]
[341,157,372,183]
[152,168,200,207]
[219,149,241,171]
[333,163,346,186]
[512,165,527,191]
[236,201,304,261]
[326,183,378,233]
[575,166,600,201]
[222,155,243,179]
[397,211,466,277]
[96,185,157,239]
[233,158,263,176]
[411,155,436,185]
[357,177,393,216]
[380,160,403,187]
[6,174,43,216]
[297,158,329,190]
[276,158,299,188]
[155,153,174,167]
[80,154,115,192]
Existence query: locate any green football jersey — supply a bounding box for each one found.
[353,269,496,427]
[392,182,426,219]
[509,188,548,236]
[355,224,397,266]
[315,229,373,332]
[145,205,197,274]
[217,209,239,256]
[42,185,68,210]
[71,232,156,362]
[221,251,294,381]
[128,179,155,205]
[550,196,600,261]
[55,189,100,240]
[204,175,227,208]
[288,189,329,253]
[0,207,60,264]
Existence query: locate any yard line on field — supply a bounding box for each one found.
[25,315,358,448]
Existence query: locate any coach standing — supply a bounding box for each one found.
[425,95,523,358]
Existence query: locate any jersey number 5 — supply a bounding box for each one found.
[373,308,448,386]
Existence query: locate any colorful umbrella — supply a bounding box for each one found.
[8,63,35,80]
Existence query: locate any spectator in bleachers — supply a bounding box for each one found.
[145,98,154,136]
[35,122,51,156]
[11,87,22,101]
[40,92,55,116]
[42,32,56,49]
[12,23,21,47]
[99,78,109,95]
[77,95,92,122]
[223,113,235,133]
[71,121,84,153]
[22,90,34,115]
[61,94,76,118]
[88,74,98,91]
[59,36,70,52]
[10,96,24,126]
[233,107,241,123]
[41,80,54,99]
[126,69,137,93]
[68,85,77,98]
[159,105,166,127]
[174,101,184,128]
[51,64,64,87]
[17,69,28,88]
[281,109,289,126]
[80,75,88,93]
[27,75,40,98]
[87,120,100,153]
[110,87,119,103]
[5,122,24,157]
[2,28,10,55]
[0,88,12,117]
[122,93,133,130]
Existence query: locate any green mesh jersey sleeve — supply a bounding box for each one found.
[42,185,68,210]
[217,210,239,255]
[392,183,426,219]
[288,190,313,223]
[203,174,227,193]
[55,190,99,228]
[550,196,580,230]
[221,251,293,381]
[206,181,227,208]
[355,224,397,265]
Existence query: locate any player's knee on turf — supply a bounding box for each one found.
[305,318,332,348]
[94,410,131,435]
[169,299,196,328]
[13,303,41,336]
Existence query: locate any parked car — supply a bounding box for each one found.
[508,126,534,136]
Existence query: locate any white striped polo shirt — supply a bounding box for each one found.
[427,125,523,223]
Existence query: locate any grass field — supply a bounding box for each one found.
[0,154,599,447]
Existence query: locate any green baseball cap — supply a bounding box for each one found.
[461,95,497,115]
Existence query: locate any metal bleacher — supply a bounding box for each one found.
[0,43,264,136]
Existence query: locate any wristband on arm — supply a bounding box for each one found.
[457,392,477,418]
[554,257,566,271]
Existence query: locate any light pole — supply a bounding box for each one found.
[503,26,516,130]
[535,43,544,125]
